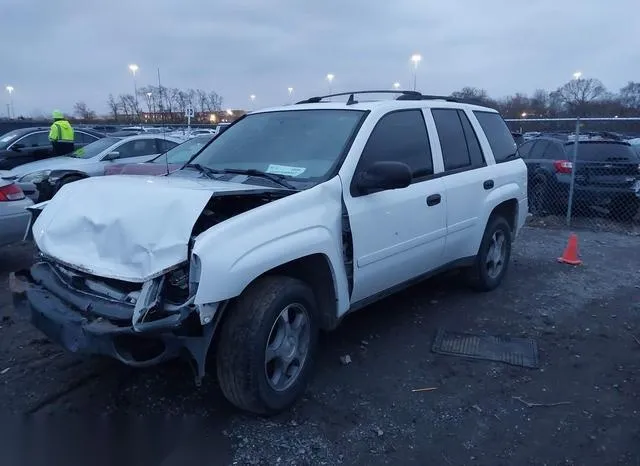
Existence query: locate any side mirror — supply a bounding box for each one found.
[104,151,120,161]
[354,161,412,195]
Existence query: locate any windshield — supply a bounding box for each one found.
[188,109,365,181]
[0,131,20,150]
[70,137,120,158]
[566,142,639,162]
[152,136,212,164]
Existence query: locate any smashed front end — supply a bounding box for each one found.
[11,257,222,383]
[11,175,296,383]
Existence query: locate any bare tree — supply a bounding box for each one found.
[73,101,97,121]
[107,94,120,121]
[620,81,640,111]
[554,78,606,115]
[450,87,497,108]
[207,91,223,111]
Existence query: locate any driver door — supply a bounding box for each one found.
[342,109,447,303]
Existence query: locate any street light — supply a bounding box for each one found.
[326,74,334,94]
[128,64,139,122]
[521,112,527,118]
[573,71,582,80]
[250,94,256,110]
[393,82,401,90]
[287,87,294,104]
[410,54,422,91]
[5,85,14,119]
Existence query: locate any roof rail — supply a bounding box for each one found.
[295,90,458,105]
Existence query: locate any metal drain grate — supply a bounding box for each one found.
[431,329,539,369]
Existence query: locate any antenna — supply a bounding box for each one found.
[157,68,170,176]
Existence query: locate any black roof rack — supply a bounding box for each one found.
[295,90,460,106]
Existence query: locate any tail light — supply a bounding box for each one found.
[553,160,573,174]
[0,183,25,202]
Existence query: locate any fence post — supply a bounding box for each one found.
[565,117,580,226]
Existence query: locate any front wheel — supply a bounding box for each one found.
[466,216,513,292]
[216,276,318,415]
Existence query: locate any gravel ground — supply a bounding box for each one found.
[0,226,639,465]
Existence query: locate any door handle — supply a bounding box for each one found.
[426,194,441,206]
[483,180,494,190]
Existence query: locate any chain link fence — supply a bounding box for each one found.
[507,117,640,235]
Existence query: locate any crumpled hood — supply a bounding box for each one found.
[9,156,91,178]
[32,174,274,282]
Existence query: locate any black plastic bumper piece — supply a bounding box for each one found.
[12,264,187,367]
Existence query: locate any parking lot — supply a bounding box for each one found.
[1,223,638,465]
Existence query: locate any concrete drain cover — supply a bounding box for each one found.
[431,329,539,369]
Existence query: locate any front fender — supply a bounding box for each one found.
[190,177,350,315]
[193,226,349,312]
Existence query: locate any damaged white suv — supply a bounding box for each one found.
[12,90,528,414]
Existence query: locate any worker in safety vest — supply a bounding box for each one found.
[49,110,75,156]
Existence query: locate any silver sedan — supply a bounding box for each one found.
[3,134,183,202]
[0,179,33,247]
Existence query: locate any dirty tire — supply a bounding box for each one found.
[466,215,512,292]
[216,275,318,415]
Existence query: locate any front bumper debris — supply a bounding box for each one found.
[10,261,220,383]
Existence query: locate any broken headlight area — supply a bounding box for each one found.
[10,258,219,378]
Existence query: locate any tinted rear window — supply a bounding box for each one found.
[473,111,518,163]
[565,142,638,162]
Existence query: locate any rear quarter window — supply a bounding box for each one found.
[473,111,518,163]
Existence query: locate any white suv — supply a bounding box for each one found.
[13,90,528,414]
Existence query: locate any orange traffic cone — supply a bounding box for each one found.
[558,233,582,265]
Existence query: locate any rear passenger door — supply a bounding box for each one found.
[430,108,491,262]
[343,109,447,303]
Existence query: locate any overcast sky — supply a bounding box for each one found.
[2,0,638,117]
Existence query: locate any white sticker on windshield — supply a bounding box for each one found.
[1,135,17,143]
[266,164,306,177]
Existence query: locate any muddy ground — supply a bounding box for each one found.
[0,226,639,465]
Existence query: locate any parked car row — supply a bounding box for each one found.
[9,90,528,415]
[519,132,640,220]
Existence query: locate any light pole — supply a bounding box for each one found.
[410,54,422,91]
[146,92,153,120]
[393,82,401,90]
[288,87,294,104]
[5,86,14,119]
[250,94,256,110]
[326,74,334,94]
[572,71,582,80]
[128,64,139,122]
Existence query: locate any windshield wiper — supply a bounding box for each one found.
[184,163,220,179]
[218,168,296,189]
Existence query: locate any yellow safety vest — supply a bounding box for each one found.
[49,120,74,142]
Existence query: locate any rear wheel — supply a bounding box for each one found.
[216,276,319,415]
[466,216,512,292]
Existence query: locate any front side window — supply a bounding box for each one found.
[16,132,49,148]
[115,139,159,159]
[71,137,121,159]
[357,110,433,178]
[473,111,518,163]
[189,109,366,182]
